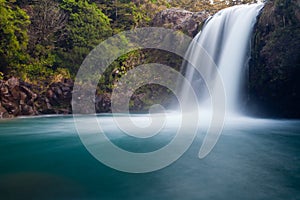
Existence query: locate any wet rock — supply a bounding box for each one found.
[131,94,145,111]
[52,86,63,98]
[0,103,11,119]
[21,105,35,115]
[248,0,300,118]
[1,98,19,116]
[61,86,70,92]
[95,93,111,113]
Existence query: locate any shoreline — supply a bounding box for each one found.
[1,76,299,120]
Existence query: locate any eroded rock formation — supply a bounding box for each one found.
[248,0,300,118]
[152,8,210,37]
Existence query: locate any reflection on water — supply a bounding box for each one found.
[0,115,299,200]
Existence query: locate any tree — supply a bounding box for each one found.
[27,0,67,51]
[14,0,69,82]
[0,0,30,73]
[57,0,113,74]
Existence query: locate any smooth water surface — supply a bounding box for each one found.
[0,115,299,199]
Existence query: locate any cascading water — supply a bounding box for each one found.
[179,3,264,115]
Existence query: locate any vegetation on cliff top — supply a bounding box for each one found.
[0,0,254,84]
[7,0,299,117]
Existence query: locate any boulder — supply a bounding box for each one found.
[0,103,11,119]
[152,8,210,37]
[95,93,111,113]
[0,77,74,118]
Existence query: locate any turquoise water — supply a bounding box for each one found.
[0,115,299,199]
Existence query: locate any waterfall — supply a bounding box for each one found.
[179,3,264,115]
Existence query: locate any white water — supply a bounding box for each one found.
[179,4,264,115]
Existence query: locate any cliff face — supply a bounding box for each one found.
[153,3,300,118]
[152,8,210,37]
[248,0,300,118]
[1,3,299,119]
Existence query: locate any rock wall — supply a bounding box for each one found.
[152,3,300,118]
[248,0,300,118]
[0,77,173,118]
[152,8,210,37]
[0,77,73,118]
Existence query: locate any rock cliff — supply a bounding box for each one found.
[248,0,300,118]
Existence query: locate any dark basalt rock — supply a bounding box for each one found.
[248,0,300,118]
[0,77,74,118]
[95,93,111,113]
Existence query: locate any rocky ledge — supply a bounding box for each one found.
[0,77,73,118]
[0,77,171,118]
[0,77,120,118]
[152,8,210,37]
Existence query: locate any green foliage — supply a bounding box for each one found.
[52,67,72,82]
[132,0,171,26]
[0,71,4,80]
[28,0,67,49]
[0,0,258,93]
[168,0,259,13]
[96,0,171,32]
[57,0,112,75]
[169,0,212,12]
[0,0,30,73]
[20,63,52,82]
[60,0,112,48]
